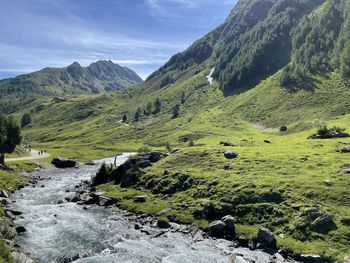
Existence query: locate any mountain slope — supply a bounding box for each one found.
[0,60,142,114]
[146,0,350,95]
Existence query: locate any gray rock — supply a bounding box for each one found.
[221,215,235,236]
[209,220,226,238]
[257,227,276,247]
[98,196,122,207]
[157,220,171,229]
[0,190,9,198]
[0,197,9,205]
[15,225,27,234]
[134,196,146,203]
[344,256,350,263]
[220,141,236,147]
[314,214,334,227]
[224,150,238,160]
[324,179,332,186]
[305,207,322,220]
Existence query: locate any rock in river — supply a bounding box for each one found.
[51,158,77,168]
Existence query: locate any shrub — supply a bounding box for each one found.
[317,126,329,136]
[188,138,195,147]
[92,162,113,186]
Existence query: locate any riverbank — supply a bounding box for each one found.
[0,162,41,263]
[7,155,300,263]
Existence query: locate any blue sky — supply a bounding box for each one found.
[0,0,236,80]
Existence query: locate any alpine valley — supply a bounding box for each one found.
[1,0,350,262]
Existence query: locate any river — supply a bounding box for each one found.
[10,153,294,263]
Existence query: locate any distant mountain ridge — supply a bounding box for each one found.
[0,60,142,113]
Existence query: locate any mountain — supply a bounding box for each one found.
[0,60,142,113]
[5,0,350,261]
[147,0,350,94]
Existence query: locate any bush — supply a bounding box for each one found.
[317,126,329,136]
[92,162,113,186]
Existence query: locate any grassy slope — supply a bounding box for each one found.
[16,69,350,261]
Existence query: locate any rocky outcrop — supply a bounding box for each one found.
[209,220,226,238]
[257,227,276,247]
[110,152,166,187]
[209,215,236,238]
[308,132,350,139]
[134,196,146,203]
[222,215,235,237]
[51,158,78,168]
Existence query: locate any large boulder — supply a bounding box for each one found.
[222,215,235,236]
[305,207,323,220]
[209,220,226,238]
[111,152,166,187]
[257,227,276,247]
[51,157,77,168]
[224,150,238,160]
[314,214,334,227]
[134,196,146,203]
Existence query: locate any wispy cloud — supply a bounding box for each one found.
[0,0,236,79]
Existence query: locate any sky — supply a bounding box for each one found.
[0,0,236,80]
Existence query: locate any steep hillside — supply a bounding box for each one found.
[0,60,142,114]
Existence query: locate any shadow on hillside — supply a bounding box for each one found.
[281,75,322,93]
[220,71,331,97]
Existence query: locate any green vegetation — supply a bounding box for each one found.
[0,115,22,159]
[1,0,350,261]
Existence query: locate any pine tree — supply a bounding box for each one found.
[172,104,180,118]
[154,97,161,114]
[181,91,186,104]
[134,108,141,122]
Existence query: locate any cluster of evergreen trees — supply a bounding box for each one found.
[280,0,350,86]
[128,91,186,123]
[214,0,324,93]
[0,115,22,155]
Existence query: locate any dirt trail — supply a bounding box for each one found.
[6,150,50,162]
